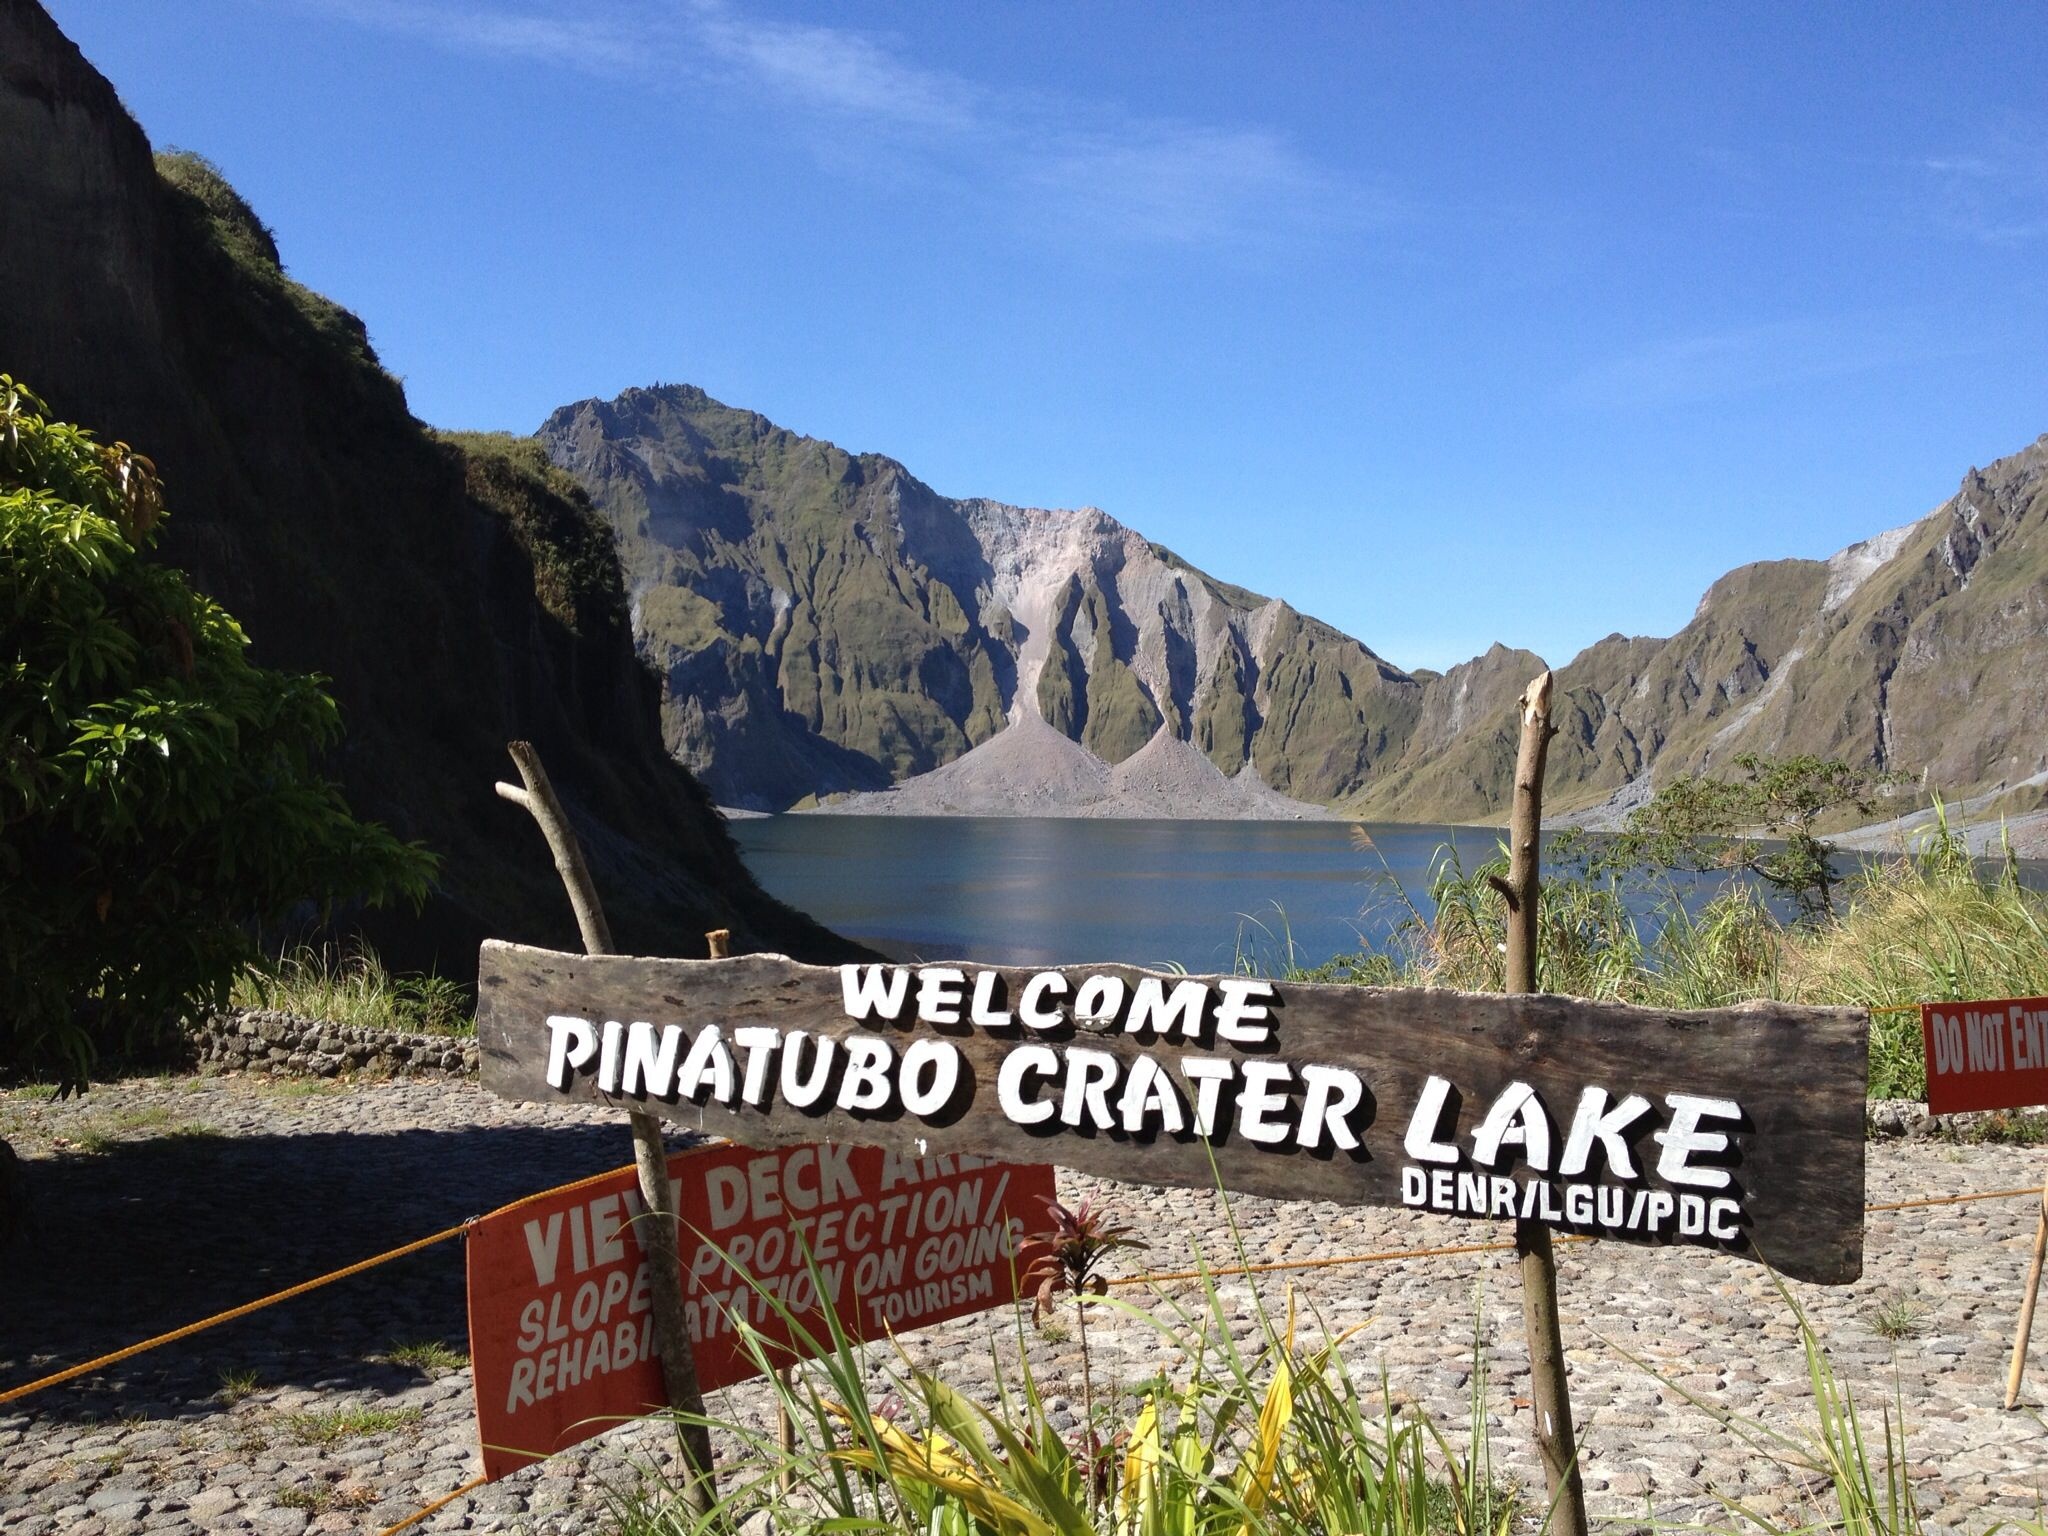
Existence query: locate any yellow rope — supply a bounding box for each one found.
[0,1159,661,1408]
[4,1163,2038,1406]
[1866,1185,2046,1212]
[1112,1234,1593,1288]
[0,1220,472,1407]
[0,1136,2039,1536]
[376,1474,488,1535]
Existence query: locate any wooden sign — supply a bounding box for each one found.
[466,1140,1055,1479]
[1923,998,2048,1116]
[477,943,1870,1285]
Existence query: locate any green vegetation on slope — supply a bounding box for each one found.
[433,431,627,638]
[1193,632,1255,773]
[1350,439,2048,824]
[1252,604,1421,802]
[1034,570,1166,764]
[541,385,1426,808]
[545,386,1011,805]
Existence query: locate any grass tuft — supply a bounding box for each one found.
[281,1404,423,1446]
[216,1367,261,1405]
[381,1339,468,1373]
[1869,1292,1924,1342]
[233,943,473,1036]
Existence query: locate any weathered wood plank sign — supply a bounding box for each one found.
[477,942,1869,1284]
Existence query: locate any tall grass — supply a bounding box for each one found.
[610,1241,1531,1536]
[605,1234,2043,1536]
[230,943,473,1036]
[1297,820,2048,1100]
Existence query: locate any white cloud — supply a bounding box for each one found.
[1912,139,2048,246]
[301,0,1362,252]
[308,0,649,74]
[1558,315,1983,412]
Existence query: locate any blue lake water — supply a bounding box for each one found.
[732,814,2048,975]
[734,816,1531,972]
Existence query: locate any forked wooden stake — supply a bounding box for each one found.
[1496,673,1589,1536]
[497,742,717,1518]
[2006,1177,2048,1409]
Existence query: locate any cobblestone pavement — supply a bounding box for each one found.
[2,1075,2045,1534]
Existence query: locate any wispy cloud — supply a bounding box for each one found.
[302,0,1365,253]
[1911,137,2048,245]
[1558,315,1983,412]
[310,0,650,74]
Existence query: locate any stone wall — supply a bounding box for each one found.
[192,1009,478,1079]
[1867,1096,2048,1140]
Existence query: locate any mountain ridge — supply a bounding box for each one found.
[543,383,2048,825]
[540,384,1423,812]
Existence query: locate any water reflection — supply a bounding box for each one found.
[735,817,1504,972]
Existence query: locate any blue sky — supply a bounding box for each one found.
[54,1,2048,672]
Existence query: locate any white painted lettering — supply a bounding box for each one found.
[1117,1054,1188,1133]
[1178,1056,1236,1136]
[839,1036,895,1111]
[1557,1086,1651,1178]
[1655,1094,1741,1189]
[1297,1064,1364,1151]
[916,967,967,1024]
[1060,1048,1119,1129]
[1236,1061,1295,1145]
[900,1038,963,1116]
[841,965,911,1022]
[1470,1081,1552,1171]
[1403,1075,1460,1164]
[1018,972,1068,1031]
[1125,976,1208,1040]
[997,1045,1058,1124]
[544,1015,599,1090]
[1213,978,1277,1046]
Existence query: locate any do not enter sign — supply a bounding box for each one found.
[1922,998,2048,1116]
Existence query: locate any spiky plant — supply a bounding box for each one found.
[1019,1195,1149,1471]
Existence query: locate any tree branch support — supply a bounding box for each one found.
[497,742,717,1518]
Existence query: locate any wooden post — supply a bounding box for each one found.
[497,742,717,1517]
[700,925,801,1486]
[2006,1177,2048,1409]
[1494,673,1589,1536]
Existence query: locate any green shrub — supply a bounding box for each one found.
[0,378,435,1087]
[1293,816,2048,1100]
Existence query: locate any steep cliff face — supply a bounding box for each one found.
[0,1,855,969]
[1348,437,2048,824]
[541,386,1424,810]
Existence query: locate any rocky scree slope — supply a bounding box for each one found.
[0,0,857,971]
[541,386,1423,812]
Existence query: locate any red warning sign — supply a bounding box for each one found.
[466,1142,1053,1478]
[1922,998,2048,1115]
